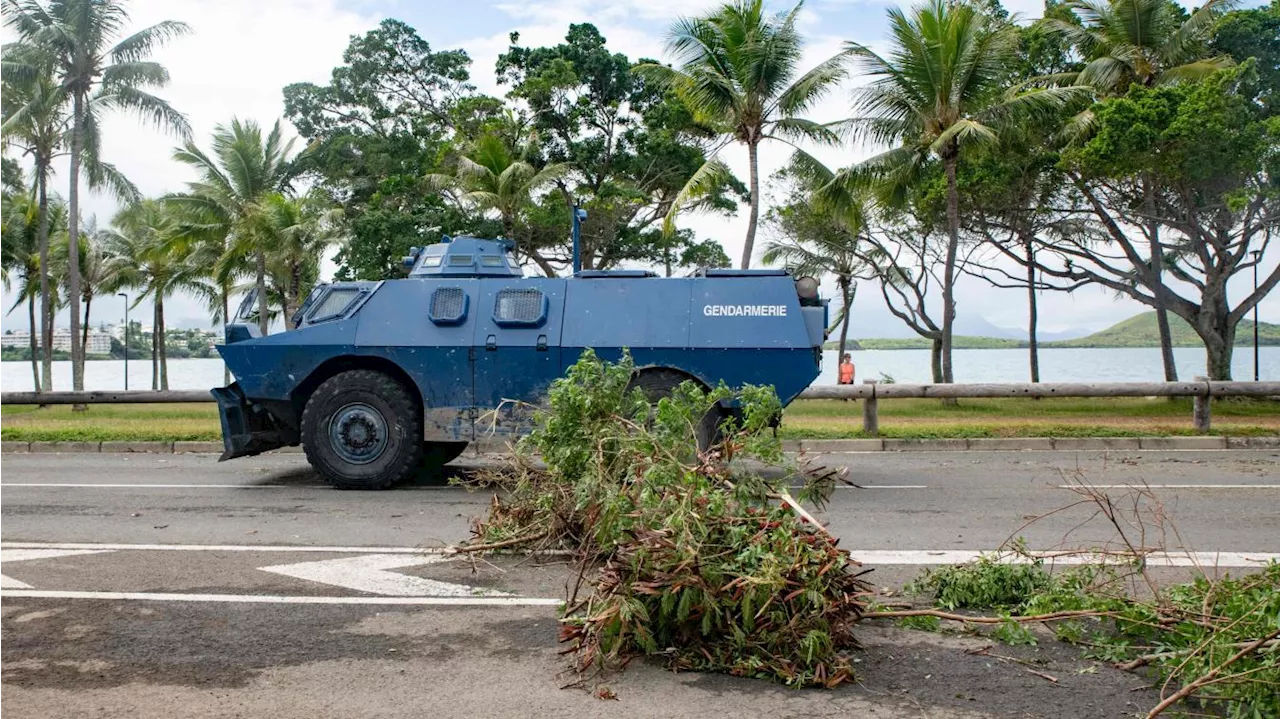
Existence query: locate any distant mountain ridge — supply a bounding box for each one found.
[825,312,1279,350]
[1045,312,1280,348]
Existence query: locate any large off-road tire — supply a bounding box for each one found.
[301,370,423,490]
[628,368,698,404]
[627,368,722,451]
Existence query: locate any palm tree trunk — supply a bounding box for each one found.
[36,161,52,392]
[941,152,960,387]
[28,293,40,392]
[740,140,760,270]
[256,251,268,336]
[82,295,92,356]
[222,287,231,385]
[1024,234,1040,384]
[151,301,159,391]
[68,92,85,395]
[837,278,853,357]
[285,261,302,330]
[158,296,169,390]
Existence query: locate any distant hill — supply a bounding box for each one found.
[824,311,1279,350]
[1044,312,1280,348]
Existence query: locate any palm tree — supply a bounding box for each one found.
[2,190,46,389]
[2,64,67,391]
[4,0,190,392]
[424,133,568,276]
[178,223,238,384]
[102,200,208,390]
[762,159,870,359]
[841,0,1082,383]
[71,217,123,354]
[169,118,295,336]
[260,192,346,325]
[1042,0,1234,95]
[638,0,848,269]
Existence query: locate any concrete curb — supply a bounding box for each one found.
[3,436,1276,456]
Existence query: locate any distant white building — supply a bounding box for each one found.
[1,329,113,354]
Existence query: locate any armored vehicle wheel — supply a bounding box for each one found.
[422,441,468,468]
[628,368,696,404]
[300,370,424,490]
[628,369,723,451]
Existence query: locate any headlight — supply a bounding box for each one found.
[795,276,819,301]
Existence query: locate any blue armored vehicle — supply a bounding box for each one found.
[213,217,828,489]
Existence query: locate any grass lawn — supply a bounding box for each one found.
[2,396,1278,442]
[781,397,1280,439]
[1,403,222,442]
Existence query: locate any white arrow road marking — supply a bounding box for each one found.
[0,590,561,606]
[0,548,115,588]
[258,554,512,597]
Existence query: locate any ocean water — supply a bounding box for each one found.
[2,347,1277,393]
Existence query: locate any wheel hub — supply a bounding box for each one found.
[329,403,388,464]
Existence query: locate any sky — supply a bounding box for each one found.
[2,0,1276,340]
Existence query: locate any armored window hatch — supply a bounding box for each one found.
[429,287,469,325]
[493,288,548,327]
[307,288,362,323]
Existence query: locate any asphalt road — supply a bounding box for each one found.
[2,448,1278,718]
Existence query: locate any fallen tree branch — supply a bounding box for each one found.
[864,609,1109,624]
[1146,628,1280,718]
[768,487,830,536]
[453,532,549,553]
[1116,639,1280,671]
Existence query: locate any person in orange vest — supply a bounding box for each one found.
[838,353,855,385]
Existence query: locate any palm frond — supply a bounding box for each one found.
[663,156,733,236]
[110,20,192,63]
[776,52,847,116]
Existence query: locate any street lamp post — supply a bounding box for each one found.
[118,293,128,391]
[1251,251,1261,382]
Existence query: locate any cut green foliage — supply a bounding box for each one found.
[458,350,872,688]
[905,554,1053,610]
[889,480,1280,718]
[992,618,1038,646]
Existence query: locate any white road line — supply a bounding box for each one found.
[1,482,929,490]
[853,550,1280,567]
[0,589,562,606]
[4,543,1275,567]
[0,542,459,554]
[835,485,928,490]
[0,483,300,489]
[1057,484,1280,489]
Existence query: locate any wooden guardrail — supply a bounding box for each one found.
[3,380,1278,434]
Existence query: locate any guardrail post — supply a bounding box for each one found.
[1193,375,1211,434]
[862,379,878,436]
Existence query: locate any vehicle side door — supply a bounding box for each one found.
[471,278,566,441]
